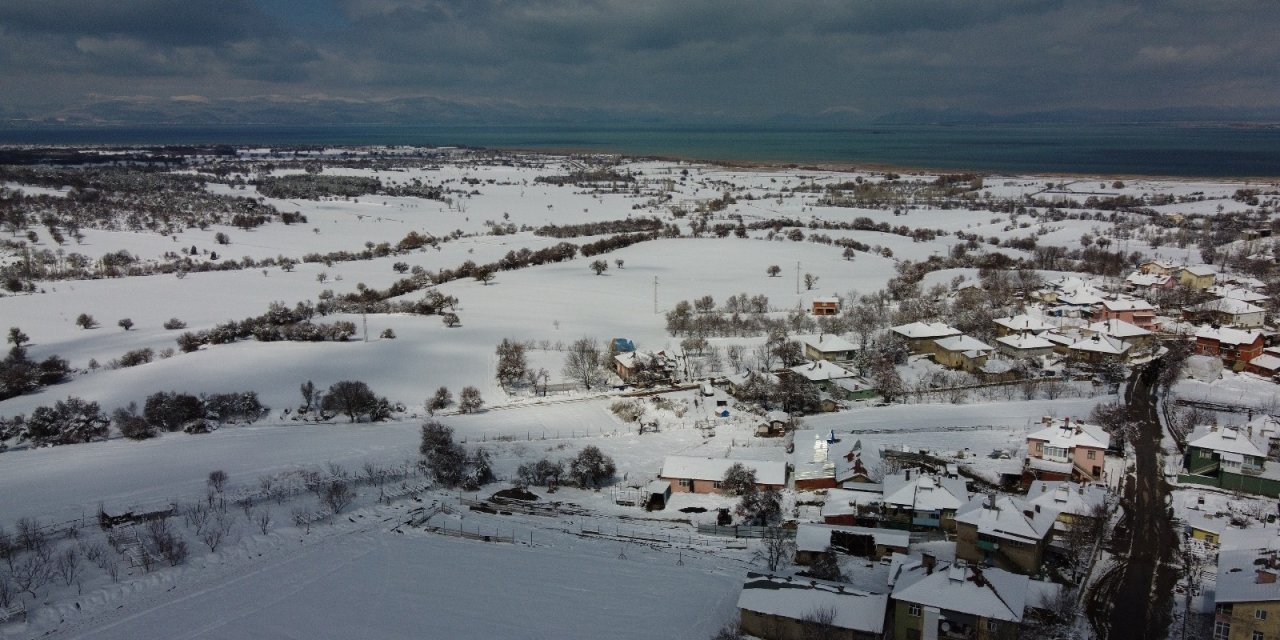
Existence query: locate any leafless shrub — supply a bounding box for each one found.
[54,547,81,586]
[200,512,235,552]
[15,518,46,555]
[207,469,229,493]
[800,606,840,640]
[78,541,106,566]
[0,574,14,607]
[291,508,312,534]
[11,554,51,597]
[147,518,189,566]
[255,510,272,536]
[755,526,794,572]
[103,557,120,582]
[184,502,212,533]
[322,480,355,514]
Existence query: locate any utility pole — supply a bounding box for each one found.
[654,276,658,314]
[795,261,800,295]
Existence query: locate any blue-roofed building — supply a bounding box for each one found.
[613,338,636,353]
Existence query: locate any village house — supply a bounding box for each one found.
[1208,285,1269,305]
[1092,297,1159,331]
[1067,333,1131,365]
[954,494,1056,575]
[1246,352,1280,378]
[791,430,840,490]
[794,523,910,563]
[756,410,792,437]
[821,486,884,526]
[1124,271,1176,293]
[889,554,1060,640]
[881,470,970,532]
[659,456,786,494]
[1025,481,1108,534]
[727,369,780,397]
[1083,318,1154,350]
[1212,549,1280,640]
[1183,509,1228,549]
[1184,426,1268,482]
[811,296,841,316]
[1025,416,1110,482]
[737,573,888,640]
[890,321,962,354]
[1180,264,1217,291]
[995,332,1055,359]
[834,447,874,485]
[931,335,994,372]
[992,314,1054,337]
[1195,326,1265,369]
[798,333,858,361]
[1139,259,1179,276]
[1185,297,1267,329]
[613,349,675,385]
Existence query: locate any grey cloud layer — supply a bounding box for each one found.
[0,0,1276,120]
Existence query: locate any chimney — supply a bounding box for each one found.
[971,567,986,587]
[923,553,936,575]
[1035,504,1042,513]
[905,469,912,481]
[1024,509,1035,519]
[1063,417,1070,428]
[1258,570,1277,585]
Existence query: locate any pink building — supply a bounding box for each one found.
[1093,298,1159,331]
[1025,417,1110,482]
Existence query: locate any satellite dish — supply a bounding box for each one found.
[940,621,952,633]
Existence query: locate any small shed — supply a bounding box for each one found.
[646,480,672,511]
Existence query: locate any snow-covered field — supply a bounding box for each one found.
[1,148,1273,638]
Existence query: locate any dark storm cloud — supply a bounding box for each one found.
[1,0,1277,121]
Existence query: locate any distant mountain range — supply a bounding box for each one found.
[3,94,1278,128]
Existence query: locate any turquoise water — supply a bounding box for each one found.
[2,123,1278,177]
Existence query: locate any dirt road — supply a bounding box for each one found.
[1086,358,1180,639]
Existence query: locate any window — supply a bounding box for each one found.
[678,479,692,489]
[1257,609,1268,620]
[908,604,921,617]
[1087,450,1096,460]
[712,481,723,489]
[1252,630,1263,640]
[986,619,999,632]
[1214,621,1230,640]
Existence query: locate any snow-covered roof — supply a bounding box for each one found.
[798,333,858,354]
[1068,333,1130,355]
[1027,422,1110,450]
[1057,288,1105,306]
[882,472,968,511]
[821,487,884,517]
[1209,285,1269,303]
[1086,319,1151,339]
[933,335,994,353]
[1188,298,1265,315]
[1141,259,1177,270]
[1216,549,1280,604]
[647,480,671,494]
[795,523,909,553]
[726,369,779,387]
[956,495,1055,544]
[1099,298,1154,313]
[993,314,1054,333]
[1182,264,1217,277]
[764,410,790,423]
[1249,354,1280,372]
[1195,325,1263,346]
[659,456,787,486]
[812,296,840,304]
[737,574,888,634]
[789,360,854,381]
[892,321,962,340]
[1186,426,1266,459]
[996,333,1055,350]
[1126,272,1172,287]
[1025,481,1107,519]
[1041,331,1076,347]
[891,561,1030,623]
[1219,526,1280,553]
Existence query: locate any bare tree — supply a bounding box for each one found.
[207,469,229,493]
[755,526,795,572]
[322,480,355,514]
[562,337,605,390]
[147,518,189,566]
[200,512,235,552]
[291,508,312,534]
[800,606,840,640]
[254,509,272,536]
[54,547,81,587]
[11,554,50,597]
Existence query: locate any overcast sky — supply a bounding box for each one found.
[1,0,1277,122]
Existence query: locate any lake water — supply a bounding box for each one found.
[2,123,1278,177]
